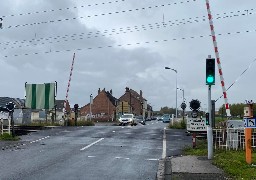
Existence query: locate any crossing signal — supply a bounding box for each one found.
[206,58,215,85]
[205,113,210,125]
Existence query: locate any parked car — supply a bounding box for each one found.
[156,116,163,121]
[118,114,136,125]
[145,117,151,121]
[151,116,157,120]
[162,114,171,123]
[135,115,145,125]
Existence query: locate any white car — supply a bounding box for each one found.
[119,114,136,125]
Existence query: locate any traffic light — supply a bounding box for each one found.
[205,113,210,125]
[206,58,215,85]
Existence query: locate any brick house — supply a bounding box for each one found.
[118,87,147,116]
[80,88,118,121]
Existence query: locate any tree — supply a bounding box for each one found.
[160,106,176,115]
[218,103,256,118]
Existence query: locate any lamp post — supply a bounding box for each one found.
[177,88,185,122]
[90,94,93,121]
[165,67,178,119]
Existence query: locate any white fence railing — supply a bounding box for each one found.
[212,128,256,150]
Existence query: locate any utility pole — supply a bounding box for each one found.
[90,94,93,121]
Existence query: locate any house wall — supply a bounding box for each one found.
[80,91,116,121]
[119,92,143,116]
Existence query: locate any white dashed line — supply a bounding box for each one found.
[146,158,159,161]
[80,138,104,151]
[115,157,130,160]
[88,156,96,158]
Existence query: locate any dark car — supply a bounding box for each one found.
[151,116,157,120]
[135,115,146,125]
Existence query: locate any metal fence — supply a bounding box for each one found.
[213,128,256,150]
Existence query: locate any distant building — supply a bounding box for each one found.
[119,87,147,116]
[0,97,71,124]
[80,88,118,121]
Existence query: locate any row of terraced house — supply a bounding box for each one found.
[0,87,152,124]
[80,87,153,122]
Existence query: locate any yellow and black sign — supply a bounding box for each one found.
[117,101,130,114]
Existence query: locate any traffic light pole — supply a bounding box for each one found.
[207,85,213,159]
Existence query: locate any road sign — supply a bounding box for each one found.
[244,117,256,128]
[181,102,186,110]
[187,118,206,132]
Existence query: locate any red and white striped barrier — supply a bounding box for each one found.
[205,0,231,117]
[63,53,76,113]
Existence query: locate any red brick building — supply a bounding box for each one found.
[119,87,146,116]
[80,88,118,121]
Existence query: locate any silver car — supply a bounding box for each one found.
[119,114,136,125]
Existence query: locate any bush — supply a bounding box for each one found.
[0,133,19,141]
[169,120,186,129]
[68,120,95,126]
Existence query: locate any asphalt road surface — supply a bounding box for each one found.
[0,121,191,180]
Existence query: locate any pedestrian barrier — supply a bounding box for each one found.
[213,127,256,150]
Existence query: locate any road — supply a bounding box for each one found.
[0,121,191,180]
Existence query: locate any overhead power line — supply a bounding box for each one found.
[215,58,256,102]
[1,8,254,50]
[1,0,126,18]
[2,0,197,30]
[2,28,256,58]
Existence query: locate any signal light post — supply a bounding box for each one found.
[206,55,215,160]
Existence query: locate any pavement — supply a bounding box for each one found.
[159,155,229,180]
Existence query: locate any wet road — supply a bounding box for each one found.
[0,121,190,180]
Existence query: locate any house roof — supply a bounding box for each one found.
[128,88,146,102]
[0,97,25,109]
[106,91,118,106]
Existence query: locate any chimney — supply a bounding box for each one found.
[98,88,100,95]
[125,87,130,92]
[140,90,143,97]
[110,89,112,94]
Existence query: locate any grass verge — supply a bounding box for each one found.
[183,138,256,179]
[0,133,19,141]
[168,119,186,129]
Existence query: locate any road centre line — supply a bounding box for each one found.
[80,138,104,151]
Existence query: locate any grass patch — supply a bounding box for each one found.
[183,138,256,179]
[213,150,256,179]
[0,133,19,141]
[168,119,186,129]
[183,139,207,156]
[20,122,60,126]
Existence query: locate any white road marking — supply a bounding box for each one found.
[146,158,159,161]
[80,138,104,151]
[162,128,166,159]
[88,156,96,158]
[112,131,115,133]
[115,157,130,160]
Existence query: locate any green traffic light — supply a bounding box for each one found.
[206,75,214,84]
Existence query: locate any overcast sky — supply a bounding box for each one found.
[0,0,255,112]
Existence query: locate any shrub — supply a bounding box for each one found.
[168,120,186,129]
[0,133,19,141]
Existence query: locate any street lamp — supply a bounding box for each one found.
[90,94,93,121]
[165,67,178,119]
